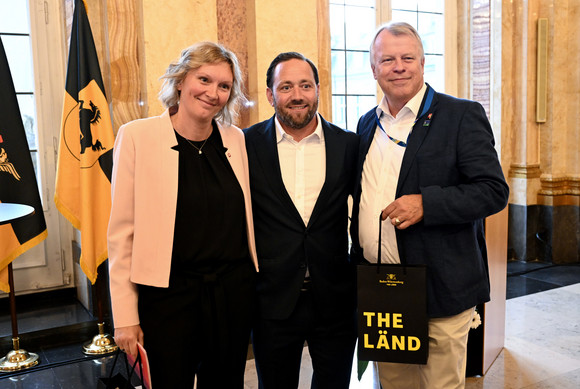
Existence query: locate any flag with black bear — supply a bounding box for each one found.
[54,0,114,284]
[0,37,47,292]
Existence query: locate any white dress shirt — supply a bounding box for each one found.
[275,114,326,226]
[358,84,426,264]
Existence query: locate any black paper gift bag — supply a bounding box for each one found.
[356,214,428,364]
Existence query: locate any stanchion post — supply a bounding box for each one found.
[0,263,39,371]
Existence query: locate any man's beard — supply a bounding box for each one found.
[274,98,318,130]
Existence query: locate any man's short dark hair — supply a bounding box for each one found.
[266,52,319,89]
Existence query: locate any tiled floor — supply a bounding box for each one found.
[463,283,580,389]
[1,260,579,388]
[506,260,580,299]
[0,288,94,338]
[0,346,141,388]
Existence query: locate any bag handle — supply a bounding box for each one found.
[376,212,408,274]
[106,348,143,389]
[106,349,121,382]
[126,351,143,388]
[376,213,382,273]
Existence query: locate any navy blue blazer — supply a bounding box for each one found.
[350,85,509,318]
[244,115,359,321]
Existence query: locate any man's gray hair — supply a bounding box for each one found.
[369,22,425,65]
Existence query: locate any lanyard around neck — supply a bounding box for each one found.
[374,114,409,147]
[374,86,435,148]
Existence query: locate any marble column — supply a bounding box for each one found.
[105,0,147,131]
[503,0,580,264]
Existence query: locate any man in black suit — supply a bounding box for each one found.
[244,52,358,389]
[350,23,509,388]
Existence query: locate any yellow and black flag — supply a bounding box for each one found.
[54,0,114,284]
[0,37,47,292]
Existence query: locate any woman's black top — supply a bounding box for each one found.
[170,122,248,275]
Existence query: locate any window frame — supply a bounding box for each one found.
[329,0,458,132]
[0,0,74,292]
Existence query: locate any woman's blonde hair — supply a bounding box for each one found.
[158,41,247,125]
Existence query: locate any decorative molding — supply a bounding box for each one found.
[535,18,548,123]
[508,163,541,179]
[539,176,580,194]
[538,176,580,206]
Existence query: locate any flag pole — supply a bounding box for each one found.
[82,264,117,355]
[0,266,39,371]
[82,321,117,355]
[0,205,40,371]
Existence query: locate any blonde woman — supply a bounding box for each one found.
[108,42,258,388]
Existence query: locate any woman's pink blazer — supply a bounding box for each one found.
[107,110,258,328]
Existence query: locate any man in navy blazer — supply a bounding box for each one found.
[350,23,509,388]
[244,52,358,388]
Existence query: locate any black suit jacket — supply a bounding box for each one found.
[350,85,509,318]
[244,115,359,320]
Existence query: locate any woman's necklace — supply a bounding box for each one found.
[173,117,212,154]
[185,137,209,155]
